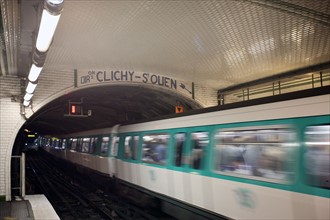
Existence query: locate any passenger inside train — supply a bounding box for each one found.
[142,134,169,165]
[214,127,295,181]
[304,125,330,189]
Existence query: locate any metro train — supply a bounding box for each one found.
[41,91,330,220]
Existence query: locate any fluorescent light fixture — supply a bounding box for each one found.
[26,81,37,94]
[28,64,43,82]
[49,0,64,3]
[24,93,33,101]
[23,100,31,107]
[36,9,61,52]
[23,0,63,108]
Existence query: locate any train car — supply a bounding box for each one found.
[42,89,330,220]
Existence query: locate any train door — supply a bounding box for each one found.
[109,125,120,177]
[171,130,188,170]
[187,129,210,173]
[170,127,211,204]
[122,134,140,161]
[109,134,120,177]
[171,128,211,172]
[187,128,211,207]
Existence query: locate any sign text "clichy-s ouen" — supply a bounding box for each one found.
[79,70,177,90]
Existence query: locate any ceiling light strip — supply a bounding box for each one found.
[22,0,64,107]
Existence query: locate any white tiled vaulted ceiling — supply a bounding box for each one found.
[33,0,330,89]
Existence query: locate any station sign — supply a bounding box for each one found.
[77,70,181,91]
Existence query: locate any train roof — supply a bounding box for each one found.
[123,86,330,125]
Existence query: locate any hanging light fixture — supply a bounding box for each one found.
[36,0,64,52]
[27,64,43,82]
[22,0,64,107]
[23,100,31,107]
[26,81,38,94]
[24,93,33,101]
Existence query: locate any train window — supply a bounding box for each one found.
[53,138,60,149]
[213,127,296,182]
[71,138,77,151]
[142,133,169,165]
[124,136,139,160]
[174,133,185,167]
[100,136,110,156]
[61,139,66,149]
[111,136,119,156]
[76,138,83,152]
[82,138,91,153]
[67,138,72,149]
[89,137,98,154]
[190,132,209,170]
[304,125,330,189]
[46,138,50,147]
[133,136,139,160]
[57,139,61,148]
[124,136,132,159]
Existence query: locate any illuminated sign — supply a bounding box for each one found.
[70,104,82,115]
[71,105,76,114]
[175,106,184,113]
[28,134,36,138]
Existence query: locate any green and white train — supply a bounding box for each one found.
[42,91,329,220]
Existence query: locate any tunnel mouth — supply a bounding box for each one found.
[22,84,203,136]
[10,84,202,198]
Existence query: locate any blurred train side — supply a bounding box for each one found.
[41,93,330,220]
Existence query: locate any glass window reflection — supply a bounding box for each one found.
[304,125,330,189]
[214,127,296,182]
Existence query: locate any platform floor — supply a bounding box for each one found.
[0,194,59,220]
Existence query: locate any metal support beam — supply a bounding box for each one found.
[21,153,25,198]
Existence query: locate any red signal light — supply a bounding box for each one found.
[71,105,76,114]
[70,104,81,115]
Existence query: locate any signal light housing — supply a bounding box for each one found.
[70,104,82,115]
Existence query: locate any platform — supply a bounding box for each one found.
[0,194,59,220]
